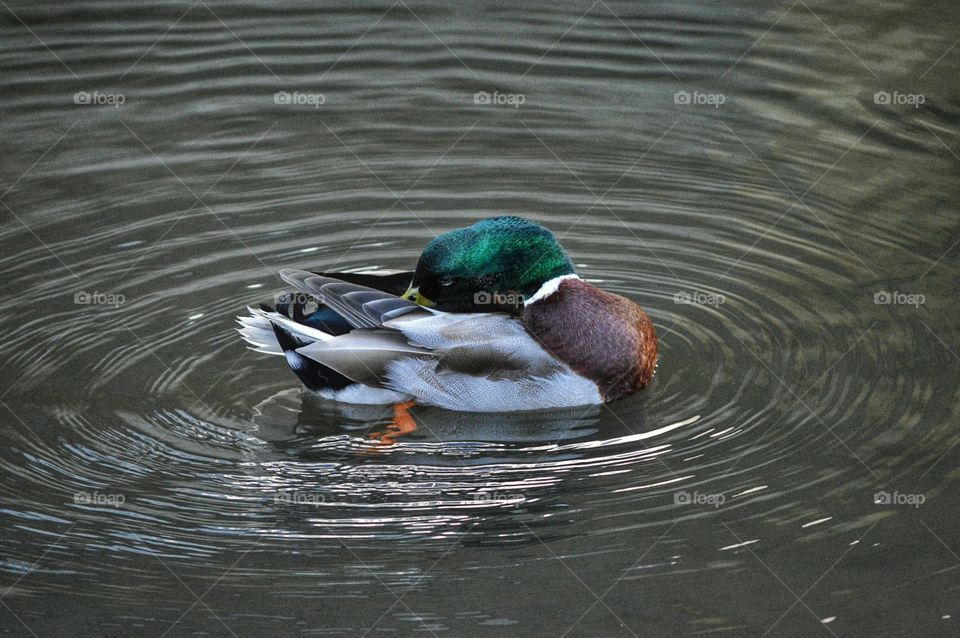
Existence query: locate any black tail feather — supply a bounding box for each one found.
[270,323,352,392]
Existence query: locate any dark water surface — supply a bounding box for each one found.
[1,0,959,636]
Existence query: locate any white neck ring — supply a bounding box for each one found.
[524,274,580,306]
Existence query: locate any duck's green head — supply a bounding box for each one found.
[404,216,575,312]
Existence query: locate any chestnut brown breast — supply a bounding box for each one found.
[522,278,658,402]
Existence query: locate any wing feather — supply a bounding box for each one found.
[279,269,426,329]
[296,330,435,385]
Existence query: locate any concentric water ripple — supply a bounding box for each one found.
[1,185,951,556]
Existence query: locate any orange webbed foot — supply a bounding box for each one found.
[366,400,417,446]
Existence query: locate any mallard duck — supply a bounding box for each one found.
[237,216,657,412]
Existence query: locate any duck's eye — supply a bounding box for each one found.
[439,277,454,287]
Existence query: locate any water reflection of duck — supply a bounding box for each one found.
[251,388,602,447]
[239,216,657,412]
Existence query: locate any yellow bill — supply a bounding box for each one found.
[401,285,435,307]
